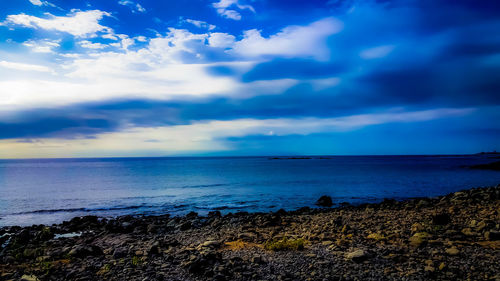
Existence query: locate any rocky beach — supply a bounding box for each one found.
[1,185,499,281]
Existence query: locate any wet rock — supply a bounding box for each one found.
[3,255,15,264]
[315,196,333,207]
[208,211,221,218]
[15,229,32,244]
[69,245,103,258]
[1,185,499,281]
[186,212,198,219]
[36,227,54,240]
[23,248,38,258]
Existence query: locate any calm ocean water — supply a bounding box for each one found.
[0,155,499,226]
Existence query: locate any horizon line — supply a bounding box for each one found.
[1,152,497,161]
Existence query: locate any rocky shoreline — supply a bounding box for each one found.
[1,185,499,281]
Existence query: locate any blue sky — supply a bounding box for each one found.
[0,0,499,158]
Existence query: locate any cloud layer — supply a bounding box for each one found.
[0,0,499,157]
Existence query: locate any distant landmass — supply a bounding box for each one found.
[470,160,500,171]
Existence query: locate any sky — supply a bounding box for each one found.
[0,0,499,158]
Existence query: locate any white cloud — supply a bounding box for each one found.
[212,0,255,20]
[232,17,342,60]
[102,33,119,40]
[4,10,112,37]
[0,108,473,158]
[360,45,395,59]
[27,0,60,8]
[135,36,147,42]
[0,18,342,111]
[185,19,216,30]
[23,39,60,53]
[208,32,235,48]
[136,3,146,13]
[213,0,255,13]
[28,0,43,6]
[219,10,241,20]
[0,60,53,73]
[118,0,146,13]
[78,40,107,49]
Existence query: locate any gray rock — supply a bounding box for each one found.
[345,249,368,263]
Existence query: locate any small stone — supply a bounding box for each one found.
[411,223,424,233]
[424,266,435,272]
[439,262,446,270]
[321,241,333,246]
[409,232,431,248]
[469,220,477,228]
[21,275,40,281]
[367,233,386,241]
[68,245,103,258]
[201,240,221,248]
[445,247,460,256]
[461,228,475,236]
[238,232,257,241]
[476,221,487,232]
[345,249,368,263]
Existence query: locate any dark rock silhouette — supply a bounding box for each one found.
[315,195,333,207]
[469,161,500,171]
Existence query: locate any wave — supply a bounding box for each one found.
[194,204,258,211]
[8,205,149,216]
[181,183,228,188]
[118,194,176,200]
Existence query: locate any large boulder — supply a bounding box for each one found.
[315,195,333,207]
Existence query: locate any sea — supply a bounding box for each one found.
[1,155,499,226]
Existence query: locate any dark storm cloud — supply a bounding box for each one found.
[0,117,114,139]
